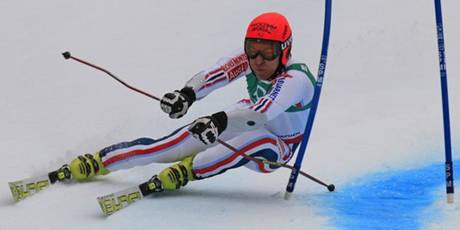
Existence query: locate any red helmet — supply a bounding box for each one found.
[245,12,292,66]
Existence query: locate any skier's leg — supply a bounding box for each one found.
[192,128,293,178]
[142,128,292,193]
[67,125,208,181]
[64,99,251,183]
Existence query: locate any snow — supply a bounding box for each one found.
[0,0,459,229]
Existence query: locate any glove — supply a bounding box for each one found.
[189,112,228,145]
[160,87,196,119]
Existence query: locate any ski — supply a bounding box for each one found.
[97,185,144,216]
[9,174,52,202]
[97,175,163,216]
[8,165,71,202]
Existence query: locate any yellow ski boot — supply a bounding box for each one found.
[140,155,196,196]
[159,155,195,190]
[68,152,110,181]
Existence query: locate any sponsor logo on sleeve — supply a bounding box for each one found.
[222,53,249,81]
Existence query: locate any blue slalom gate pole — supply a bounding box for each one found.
[434,0,454,204]
[285,0,332,199]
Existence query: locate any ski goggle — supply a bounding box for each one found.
[244,39,281,61]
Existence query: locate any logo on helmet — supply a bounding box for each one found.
[250,23,277,34]
[281,37,292,50]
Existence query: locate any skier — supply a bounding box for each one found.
[51,12,316,194]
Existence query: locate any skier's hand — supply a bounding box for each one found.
[160,87,196,119]
[189,112,227,145]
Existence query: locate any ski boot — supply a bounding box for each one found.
[52,152,110,182]
[70,152,110,181]
[139,155,196,196]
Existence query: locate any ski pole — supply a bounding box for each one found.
[62,51,334,192]
[217,139,334,191]
[62,52,159,101]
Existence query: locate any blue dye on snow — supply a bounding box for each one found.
[315,160,459,230]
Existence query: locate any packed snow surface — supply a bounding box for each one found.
[1,1,459,229]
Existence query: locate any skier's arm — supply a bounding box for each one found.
[184,48,250,100]
[161,48,249,119]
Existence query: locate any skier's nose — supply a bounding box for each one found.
[253,55,265,65]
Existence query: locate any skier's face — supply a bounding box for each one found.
[245,39,281,80]
[249,55,280,81]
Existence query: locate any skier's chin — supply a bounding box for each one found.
[254,70,272,81]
